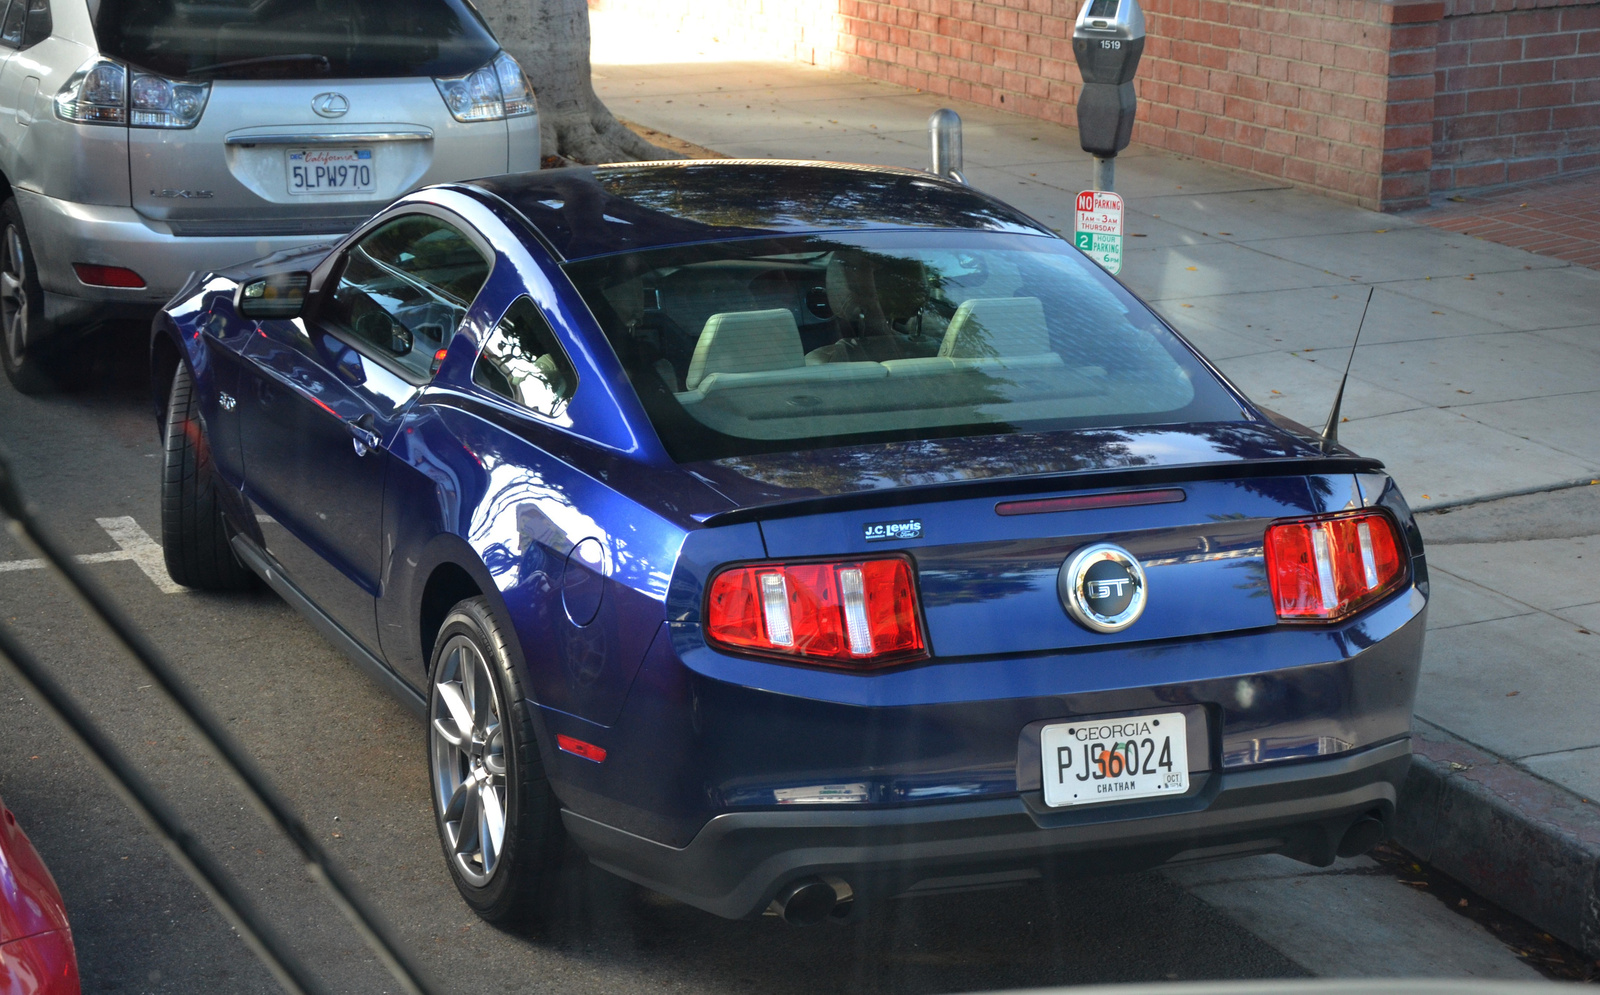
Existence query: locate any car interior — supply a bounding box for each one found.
[580,244,1202,443]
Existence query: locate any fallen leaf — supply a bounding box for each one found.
[1432,310,1445,314]
[1217,231,1232,235]
[1506,690,1520,697]
[1181,303,1194,307]
[1375,229,1388,233]
[1448,195,1466,202]
[1270,389,1282,394]
[1458,898,1469,907]
[1129,233,1147,237]
[1421,494,1430,499]
[1456,389,1473,394]
[1185,266,1198,271]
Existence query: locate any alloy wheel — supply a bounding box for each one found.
[430,634,509,887]
[1,225,28,369]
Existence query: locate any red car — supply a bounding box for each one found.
[0,795,79,995]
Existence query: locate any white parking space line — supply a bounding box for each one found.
[0,517,187,594]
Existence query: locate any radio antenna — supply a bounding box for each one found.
[1320,285,1374,453]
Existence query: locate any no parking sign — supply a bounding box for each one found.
[1074,190,1124,275]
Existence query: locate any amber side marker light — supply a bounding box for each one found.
[1265,510,1407,622]
[705,556,928,669]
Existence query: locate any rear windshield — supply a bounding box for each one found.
[94,0,501,80]
[563,232,1247,463]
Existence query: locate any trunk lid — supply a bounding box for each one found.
[688,423,1378,656]
[130,77,508,235]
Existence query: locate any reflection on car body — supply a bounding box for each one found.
[150,160,1427,928]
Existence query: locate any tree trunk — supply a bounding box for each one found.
[476,0,676,165]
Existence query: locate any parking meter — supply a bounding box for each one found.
[1073,0,1145,187]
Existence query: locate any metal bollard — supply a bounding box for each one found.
[928,109,967,185]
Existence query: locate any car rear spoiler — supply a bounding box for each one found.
[697,455,1385,527]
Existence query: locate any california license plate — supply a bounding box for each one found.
[287,148,375,195]
[1040,712,1188,807]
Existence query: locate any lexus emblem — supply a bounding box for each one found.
[1059,543,1147,633]
[311,92,350,118]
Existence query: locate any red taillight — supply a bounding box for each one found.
[1265,511,1407,622]
[72,263,146,288]
[705,556,927,668]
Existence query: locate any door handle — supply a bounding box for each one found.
[349,413,382,456]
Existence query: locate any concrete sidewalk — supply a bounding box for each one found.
[592,16,1600,962]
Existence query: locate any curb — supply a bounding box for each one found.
[1393,719,1600,959]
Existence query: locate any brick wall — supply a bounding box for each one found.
[586,0,1600,209]
[588,0,841,65]
[1431,0,1600,190]
[832,0,1446,209]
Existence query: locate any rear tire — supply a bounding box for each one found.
[428,596,563,925]
[0,198,55,394]
[160,362,253,590]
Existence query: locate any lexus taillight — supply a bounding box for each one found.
[705,557,927,668]
[1266,511,1407,622]
[54,58,210,128]
[434,52,536,123]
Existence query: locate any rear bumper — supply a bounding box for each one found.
[563,736,1412,920]
[14,189,343,324]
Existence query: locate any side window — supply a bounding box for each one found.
[21,0,50,47]
[0,0,25,47]
[473,296,577,418]
[324,214,490,381]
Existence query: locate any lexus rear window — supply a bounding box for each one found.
[94,0,500,80]
[564,232,1247,463]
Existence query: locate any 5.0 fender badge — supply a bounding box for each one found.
[1059,543,1147,633]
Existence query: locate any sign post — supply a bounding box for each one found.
[1074,189,1124,275]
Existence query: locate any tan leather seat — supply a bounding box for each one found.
[685,309,805,390]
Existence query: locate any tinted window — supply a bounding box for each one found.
[563,232,1245,463]
[93,0,499,80]
[0,0,24,47]
[473,297,577,419]
[325,215,490,381]
[21,0,49,46]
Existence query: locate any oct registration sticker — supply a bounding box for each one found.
[1041,711,1187,807]
[1074,190,1124,275]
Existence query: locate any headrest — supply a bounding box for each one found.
[685,309,804,390]
[825,251,927,337]
[939,297,1050,359]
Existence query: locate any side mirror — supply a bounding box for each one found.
[236,272,311,319]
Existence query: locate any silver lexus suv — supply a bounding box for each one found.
[0,0,538,391]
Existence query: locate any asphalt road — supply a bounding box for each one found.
[0,326,1540,994]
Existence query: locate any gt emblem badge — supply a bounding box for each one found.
[312,92,350,118]
[1059,543,1147,633]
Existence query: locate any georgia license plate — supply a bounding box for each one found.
[1040,712,1188,807]
[287,148,375,195]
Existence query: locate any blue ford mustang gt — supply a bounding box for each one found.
[149,161,1427,926]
